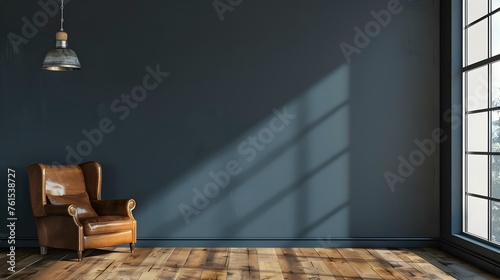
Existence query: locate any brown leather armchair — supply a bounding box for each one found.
[27,162,137,261]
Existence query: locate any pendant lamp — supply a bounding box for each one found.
[41,0,81,71]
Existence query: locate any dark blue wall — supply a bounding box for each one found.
[0,0,439,247]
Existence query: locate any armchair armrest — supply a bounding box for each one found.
[42,204,83,228]
[44,204,78,217]
[90,199,136,218]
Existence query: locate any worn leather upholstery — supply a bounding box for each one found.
[81,216,134,235]
[27,162,137,261]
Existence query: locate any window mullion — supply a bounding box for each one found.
[489,0,493,243]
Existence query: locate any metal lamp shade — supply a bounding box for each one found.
[42,31,81,71]
[42,48,81,71]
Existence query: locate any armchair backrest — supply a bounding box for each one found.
[27,162,103,217]
[45,165,87,196]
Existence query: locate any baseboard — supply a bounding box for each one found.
[1,237,439,248]
[137,237,439,247]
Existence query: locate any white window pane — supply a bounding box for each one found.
[468,0,488,24]
[467,66,488,110]
[493,63,500,107]
[467,112,488,152]
[493,13,500,57]
[468,155,488,196]
[467,196,489,239]
[467,19,488,65]
[494,0,500,11]
[493,111,500,152]
[493,202,500,244]
[492,156,500,198]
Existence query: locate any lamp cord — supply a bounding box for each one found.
[60,0,64,31]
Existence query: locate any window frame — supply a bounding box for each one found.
[462,0,500,247]
[440,0,500,275]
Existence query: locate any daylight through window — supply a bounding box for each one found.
[463,0,500,245]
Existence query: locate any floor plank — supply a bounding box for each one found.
[338,248,382,279]
[275,248,308,280]
[258,248,284,280]
[296,248,336,279]
[1,247,498,280]
[177,247,208,280]
[247,248,261,280]
[227,248,250,280]
[316,248,360,279]
[201,247,229,280]
[156,248,191,279]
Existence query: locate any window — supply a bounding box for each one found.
[463,0,500,245]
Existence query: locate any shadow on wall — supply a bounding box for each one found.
[140,65,352,240]
[133,0,439,242]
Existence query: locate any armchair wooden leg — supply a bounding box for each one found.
[77,251,83,261]
[40,247,47,255]
[130,243,135,253]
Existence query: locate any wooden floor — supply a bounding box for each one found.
[0,247,498,279]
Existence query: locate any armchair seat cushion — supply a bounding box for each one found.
[81,216,134,235]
